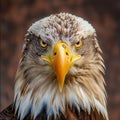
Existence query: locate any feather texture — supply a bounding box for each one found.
[0,104,106,120]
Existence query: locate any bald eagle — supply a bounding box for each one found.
[0,13,108,120]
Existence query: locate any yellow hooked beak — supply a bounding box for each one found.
[41,42,81,92]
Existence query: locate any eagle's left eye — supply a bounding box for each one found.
[40,39,48,49]
[74,39,82,49]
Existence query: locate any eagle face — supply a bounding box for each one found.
[14,13,108,120]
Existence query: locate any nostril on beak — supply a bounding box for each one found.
[54,52,57,56]
[66,52,69,55]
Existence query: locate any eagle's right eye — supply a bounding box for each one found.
[40,39,48,49]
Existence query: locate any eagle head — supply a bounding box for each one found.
[14,13,108,120]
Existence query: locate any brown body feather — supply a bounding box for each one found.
[0,104,16,120]
[0,104,106,120]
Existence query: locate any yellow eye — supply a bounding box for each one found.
[40,40,48,48]
[75,40,82,49]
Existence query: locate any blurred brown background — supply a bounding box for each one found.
[0,0,120,120]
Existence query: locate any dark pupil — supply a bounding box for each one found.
[42,41,46,45]
[76,41,80,45]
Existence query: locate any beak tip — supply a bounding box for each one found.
[58,81,64,93]
[59,89,62,93]
[59,87,63,93]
